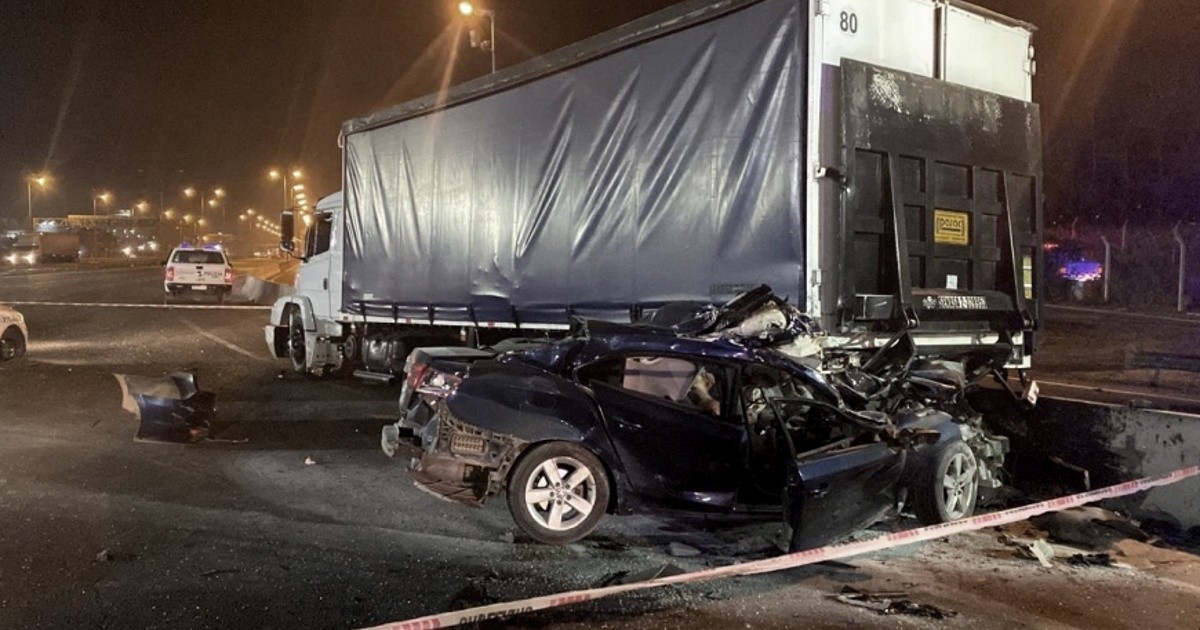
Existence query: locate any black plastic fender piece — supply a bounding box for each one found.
[117,372,216,443]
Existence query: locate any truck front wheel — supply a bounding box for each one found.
[287,309,308,374]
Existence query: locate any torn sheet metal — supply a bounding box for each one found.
[116,372,216,443]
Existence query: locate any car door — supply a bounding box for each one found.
[783,440,907,551]
[578,355,745,508]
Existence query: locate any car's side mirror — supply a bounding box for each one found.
[280,210,295,252]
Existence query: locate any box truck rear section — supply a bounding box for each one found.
[265,0,1042,379]
[807,0,1040,366]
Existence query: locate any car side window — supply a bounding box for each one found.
[578,355,725,417]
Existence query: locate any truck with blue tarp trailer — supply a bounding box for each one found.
[264,0,1043,380]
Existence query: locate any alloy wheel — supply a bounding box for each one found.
[523,456,598,532]
[941,451,978,520]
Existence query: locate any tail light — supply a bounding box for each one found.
[418,369,462,399]
[405,362,429,391]
[165,266,175,281]
[223,268,233,283]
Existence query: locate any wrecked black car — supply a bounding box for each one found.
[383,287,1010,551]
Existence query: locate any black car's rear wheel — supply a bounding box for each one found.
[911,440,979,524]
[506,442,609,545]
[0,327,26,361]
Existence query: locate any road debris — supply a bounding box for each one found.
[1067,553,1115,567]
[199,568,243,578]
[1032,506,1147,548]
[94,549,136,563]
[304,456,317,466]
[829,586,957,619]
[597,563,687,587]
[1017,539,1056,568]
[116,372,215,443]
[667,542,703,558]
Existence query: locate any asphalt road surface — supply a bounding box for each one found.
[3,268,1198,629]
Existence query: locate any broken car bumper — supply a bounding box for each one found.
[400,403,526,507]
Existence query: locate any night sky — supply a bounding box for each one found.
[0,0,1192,228]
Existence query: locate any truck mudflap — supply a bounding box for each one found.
[837,60,1042,352]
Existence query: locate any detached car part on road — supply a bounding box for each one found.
[0,303,29,361]
[383,288,1012,550]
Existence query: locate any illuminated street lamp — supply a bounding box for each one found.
[135,200,150,215]
[458,1,496,74]
[26,174,49,229]
[269,168,303,208]
[93,191,111,216]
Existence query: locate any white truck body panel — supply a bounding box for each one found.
[942,3,1035,101]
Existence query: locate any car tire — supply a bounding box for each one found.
[287,308,308,374]
[911,440,979,525]
[506,442,610,545]
[216,291,226,305]
[0,327,26,361]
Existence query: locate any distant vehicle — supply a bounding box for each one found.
[164,245,234,303]
[1044,240,1103,302]
[3,233,80,265]
[39,233,81,262]
[267,0,1043,380]
[0,303,28,361]
[4,244,39,266]
[385,288,1010,549]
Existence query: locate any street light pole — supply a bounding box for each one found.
[269,168,302,209]
[487,9,495,74]
[25,175,48,230]
[26,181,33,230]
[458,2,496,74]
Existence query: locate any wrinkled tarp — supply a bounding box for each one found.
[342,0,805,325]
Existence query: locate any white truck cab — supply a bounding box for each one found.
[264,193,352,375]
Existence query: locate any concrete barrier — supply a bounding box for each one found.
[981,392,1200,529]
[232,273,293,305]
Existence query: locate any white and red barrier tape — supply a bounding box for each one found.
[364,465,1200,630]
[5,300,269,310]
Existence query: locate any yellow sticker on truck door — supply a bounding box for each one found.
[934,210,970,245]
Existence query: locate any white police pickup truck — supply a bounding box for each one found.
[164,245,234,303]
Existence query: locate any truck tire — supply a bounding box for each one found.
[506,442,610,545]
[287,309,308,374]
[332,331,361,378]
[911,441,979,525]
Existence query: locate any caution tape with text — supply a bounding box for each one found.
[363,465,1200,630]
